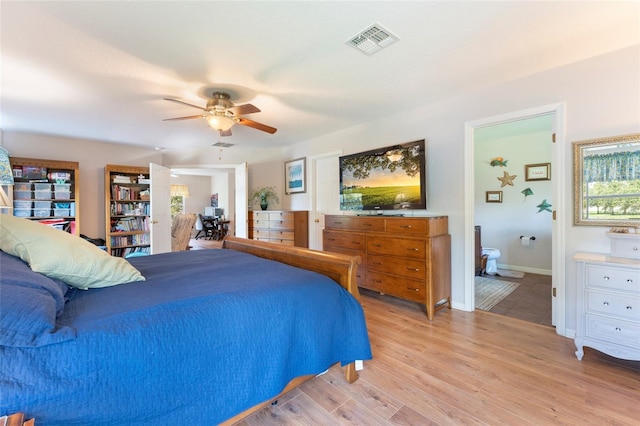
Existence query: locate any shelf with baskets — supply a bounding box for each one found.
[10,157,80,235]
[105,164,151,257]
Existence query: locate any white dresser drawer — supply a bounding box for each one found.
[586,264,640,293]
[608,232,640,260]
[586,290,640,321]
[586,314,640,349]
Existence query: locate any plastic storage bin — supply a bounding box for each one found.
[53,203,70,217]
[14,182,31,191]
[54,184,71,200]
[35,201,52,210]
[14,190,31,200]
[34,183,52,191]
[14,209,31,217]
[34,190,52,200]
[14,200,32,209]
[33,208,51,217]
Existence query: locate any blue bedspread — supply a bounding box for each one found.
[1,249,372,425]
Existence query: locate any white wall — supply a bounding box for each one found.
[475,129,553,274]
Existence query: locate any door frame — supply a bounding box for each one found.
[309,150,342,250]
[463,102,566,337]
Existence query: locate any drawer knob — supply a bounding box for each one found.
[633,247,638,251]
[401,225,413,229]
[407,287,420,292]
[373,243,382,247]
[603,301,609,306]
[407,267,420,272]
[627,279,634,283]
[615,327,622,332]
[408,248,419,252]
[603,276,610,280]
[627,306,633,310]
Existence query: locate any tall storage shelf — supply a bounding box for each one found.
[323,215,451,320]
[105,165,151,257]
[10,157,80,235]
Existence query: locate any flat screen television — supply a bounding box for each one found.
[339,139,427,211]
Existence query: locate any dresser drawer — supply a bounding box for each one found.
[586,264,640,293]
[586,314,640,349]
[251,219,269,229]
[323,230,366,251]
[367,236,426,260]
[251,211,271,221]
[366,271,425,303]
[251,229,270,239]
[385,218,429,235]
[325,215,352,230]
[587,290,640,321]
[352,217,385,232]
[367,254,426,280]
[269,211,294,222]
[269,230,294,241]
[268,219,294,230]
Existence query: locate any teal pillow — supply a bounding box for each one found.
[0,215,145,289]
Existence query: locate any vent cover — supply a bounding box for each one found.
[212,142,234,148]
[346,23,399,56]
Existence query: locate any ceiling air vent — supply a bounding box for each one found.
[212,142,234,148]
[346,23,399,56]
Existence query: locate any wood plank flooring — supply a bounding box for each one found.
[236,289,640,425]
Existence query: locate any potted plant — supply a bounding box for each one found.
[250,186,280,210]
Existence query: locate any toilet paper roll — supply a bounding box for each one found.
[521,237,531,247]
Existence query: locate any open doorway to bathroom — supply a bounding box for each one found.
[464,103,566,336]
[474,115,554,326]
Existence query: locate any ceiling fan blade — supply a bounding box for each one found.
[163,98,206,111]
[238,117,277,134]
[219,129,232,137]
[228,103,261,115]
[162,115,204,121]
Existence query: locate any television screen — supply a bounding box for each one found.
[339,139,426,211]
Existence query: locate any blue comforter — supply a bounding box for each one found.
[1,249,371,425]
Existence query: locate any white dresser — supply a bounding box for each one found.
[574,252,640,361]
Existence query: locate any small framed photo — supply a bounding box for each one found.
[486,191,502,203]
[284,157,306,194]
[525,163,551,181]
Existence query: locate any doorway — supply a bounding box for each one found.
[464,103,567,336]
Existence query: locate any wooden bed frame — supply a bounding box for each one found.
[220,236,364,424]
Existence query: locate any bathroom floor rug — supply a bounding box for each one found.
[475,277,520,311]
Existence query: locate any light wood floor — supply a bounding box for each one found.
[236,289,640,425]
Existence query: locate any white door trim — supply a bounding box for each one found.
[309,150,342,250]
[463,102,566,337]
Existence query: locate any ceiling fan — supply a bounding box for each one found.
[163,91,277,136]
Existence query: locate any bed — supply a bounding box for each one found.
[0,214,372,426]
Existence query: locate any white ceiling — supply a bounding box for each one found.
[1,1,638,153]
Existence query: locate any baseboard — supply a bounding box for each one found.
[496,263,551,276]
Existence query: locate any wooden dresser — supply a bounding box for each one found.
[248,210,308,247]
[323,215,451,320]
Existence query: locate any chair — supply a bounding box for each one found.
[171,213,197,252]
[194,214,205,240]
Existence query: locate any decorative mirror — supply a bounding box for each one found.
[573,133,640,227]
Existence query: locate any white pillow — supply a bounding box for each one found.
[0,215,145,289]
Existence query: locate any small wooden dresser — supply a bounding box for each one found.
[248,210,308,247]
[323,215,451,320]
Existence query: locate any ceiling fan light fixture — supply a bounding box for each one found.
[206,114,235,131]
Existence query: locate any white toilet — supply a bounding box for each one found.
[482,247,501,275]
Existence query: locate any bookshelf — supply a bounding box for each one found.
[105,164,151,257]
[10,157,80,235]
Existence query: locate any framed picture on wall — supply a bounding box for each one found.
[285,157,306,194]
[525,163,551,181]
[486,191,502,203]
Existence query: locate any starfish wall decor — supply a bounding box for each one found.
[497,171,517,187]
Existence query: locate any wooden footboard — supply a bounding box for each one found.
[220,236,364,424]
[222,236,362,302]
